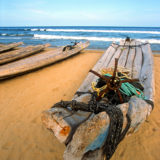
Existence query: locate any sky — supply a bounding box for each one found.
[0,0,160,27]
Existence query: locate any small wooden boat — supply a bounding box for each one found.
[0,41,89,80]
[0,42,23,53]
[0,43,50,65]
[42,39,154,160]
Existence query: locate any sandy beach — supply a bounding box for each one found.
[0,49,160,160]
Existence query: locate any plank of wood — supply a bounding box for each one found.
[117,40,131,68]
[107,40,126,68]
[140,43,155,101]
[132,41,143,78]
[0,42,23,53]
[125,40,136,77]
[0,44,50,65]
[0,41,89,80]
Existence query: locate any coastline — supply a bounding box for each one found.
[0,49,160,160]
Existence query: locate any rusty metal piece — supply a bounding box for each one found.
[121,79,139,83]
[89,69,110,82]
[90,58,139,103]
[112,58,118,83]
[117,89,123,103]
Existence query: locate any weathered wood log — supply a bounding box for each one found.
[0,41,89,80]
[63,111,110,160]
[132,41,143,78]
[0,43,50,65]
[140,43,155,101]
[0,42,23,53]
[42,40,154,160]
[107,40,126,68]
[118,40,131,68]
[125,40,136,77]
[64,96,152,160]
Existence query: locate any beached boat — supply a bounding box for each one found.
[0,43,50,65]
[0,42,23,53]
[42,38,154,160]
[0,41,89,80]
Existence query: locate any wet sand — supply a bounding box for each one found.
[0,49,160,160]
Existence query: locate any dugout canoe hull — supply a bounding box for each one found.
[42,39,154,160]
[0,42,23,53]
[0,43,50,65]
[0,41,89,80]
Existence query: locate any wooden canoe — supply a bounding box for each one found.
[0,41,89,80]
[0,43,50,65]
[42,39,154,160]
[0,42,23,53]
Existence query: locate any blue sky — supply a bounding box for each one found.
[0,0,160,26]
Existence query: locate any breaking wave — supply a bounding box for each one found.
[33,34,160,44]
[0,33,33,37]
[31,28,46,31]
[30,29,160,34]
[34,34,123,42]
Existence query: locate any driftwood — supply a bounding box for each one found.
[0,41,89,80]
[0,44,50,65]
[0,42,23,53]
[42,39,154,160]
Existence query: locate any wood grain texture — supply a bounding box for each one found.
[125,40,136,77]
[140,43,155,101]
[107,40,125,68]
[132,41,143,78]
[118,40,131,68]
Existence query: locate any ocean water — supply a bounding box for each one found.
[0,26,160,51]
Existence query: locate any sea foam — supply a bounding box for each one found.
[31,29,160,34]
[34,34,160,44]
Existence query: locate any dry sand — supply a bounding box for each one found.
[0,49,160,160]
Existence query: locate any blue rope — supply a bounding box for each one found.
[104,74,146,100]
